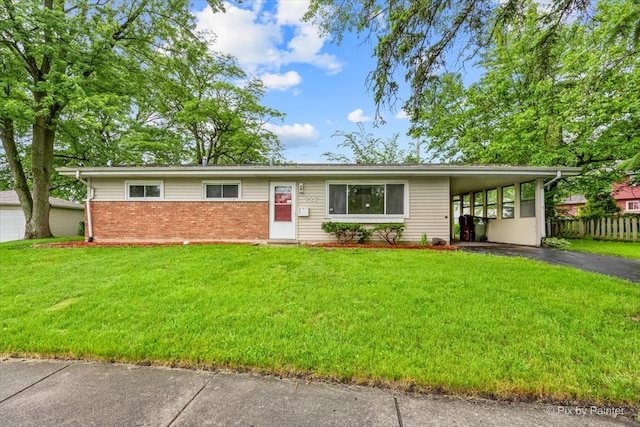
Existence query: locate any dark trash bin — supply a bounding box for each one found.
[459,214,475,242]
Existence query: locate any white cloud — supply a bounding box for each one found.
[263,122,319,148]
[347,109,372,123]
[194,1,342,81]
[395,110,408,120]
[261,71,302,91]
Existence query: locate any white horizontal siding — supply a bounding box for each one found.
[242,179,268,200]
[91,178,125,200]
[403,177,450,242]
[165,179,202,200]
[50,207,85,237]
[297,178,330,242]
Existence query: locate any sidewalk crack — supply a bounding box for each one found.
[166,375,212,427]
[394,394,404,427]
[0,362,70,404]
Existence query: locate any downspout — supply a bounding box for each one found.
[540,171,562,245]
[544,170,562,188]
[75,171,94,242]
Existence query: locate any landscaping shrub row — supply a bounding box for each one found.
[321,222,404,245]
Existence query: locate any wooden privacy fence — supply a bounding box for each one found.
[546,217,639,242]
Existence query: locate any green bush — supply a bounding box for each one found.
[372,223,404,245]
[321,222,370,244]
[78,220,85,237]
[543,237,571,250]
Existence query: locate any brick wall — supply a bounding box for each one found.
[89,201,269,241]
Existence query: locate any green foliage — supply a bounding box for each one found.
[323,122,422,164]
[304,0,595,121]
[321,222,371,244]
[410,0,640,179]
[420,233,429,247]
[77,221,85,237]
[542,237,571,250]
[372,223,404,245]
[578,194,622,219]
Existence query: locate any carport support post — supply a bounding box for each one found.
[536,178,546,245]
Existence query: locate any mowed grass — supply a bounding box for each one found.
[1,241,639,407]
[566,239,640,261]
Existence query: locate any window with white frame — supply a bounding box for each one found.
[126,181,163,200]
[520,181,536,218]
[627,200,640,211]
[502,185,515,219]
[462,193,471,215]
[473,191,485,217]
[486,189,498,219]
[328,183,406,216]
[203,182,240,200]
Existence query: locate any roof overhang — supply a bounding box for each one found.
[57,164,580,195]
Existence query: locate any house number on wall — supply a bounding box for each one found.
[302,196,318,203]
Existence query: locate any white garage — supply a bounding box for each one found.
[0,190,85,242]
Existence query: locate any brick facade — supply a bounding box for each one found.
[89,201,269,241]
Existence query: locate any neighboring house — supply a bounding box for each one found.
[57,164,580,246]
[557,177,640,216]
[613,179,640,213]
[0,190,85,242]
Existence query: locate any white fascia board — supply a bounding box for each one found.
[57,165,581,179]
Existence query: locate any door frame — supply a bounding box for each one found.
[269,181,297,240]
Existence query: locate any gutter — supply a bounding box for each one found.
[544,170,563,188]
[75,171,95,242]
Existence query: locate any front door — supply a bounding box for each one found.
[269,182,296,240]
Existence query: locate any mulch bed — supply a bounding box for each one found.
[39,241,459,251]
[309,243,459,251]
[37,241,245,248]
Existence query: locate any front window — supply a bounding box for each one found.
[204,183,240,199]
[502,185,515,219]
[627,200,640,211]
[127,182,162,200]
[328,183,405,216]
[520,182,536,218]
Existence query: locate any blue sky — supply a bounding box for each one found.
[191,0,415,163]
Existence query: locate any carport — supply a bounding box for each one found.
[448,166,580,246]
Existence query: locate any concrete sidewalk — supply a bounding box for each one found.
[0,358,635,427]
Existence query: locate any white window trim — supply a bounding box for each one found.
[325,180,409,220]
[501,185,516,219]
[626,200,640,212]
[202,181,242,201]
[125,180,164,201]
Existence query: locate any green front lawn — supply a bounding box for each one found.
[1,241,639,408]
[567,239,640,260]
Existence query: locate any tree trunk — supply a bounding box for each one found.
[0,117,34,225]
[25,114,55,239]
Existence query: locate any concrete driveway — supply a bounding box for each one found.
[0,359,636,427]
[459,243,640,283]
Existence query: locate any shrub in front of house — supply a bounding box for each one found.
[321,222,372,244]
[372,223,404,245]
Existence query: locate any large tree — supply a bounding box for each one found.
[305,0,604,119]
[305,0,640,176]
[150,39,284,166]
[0,0,221,239]
[412,1,640,171]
